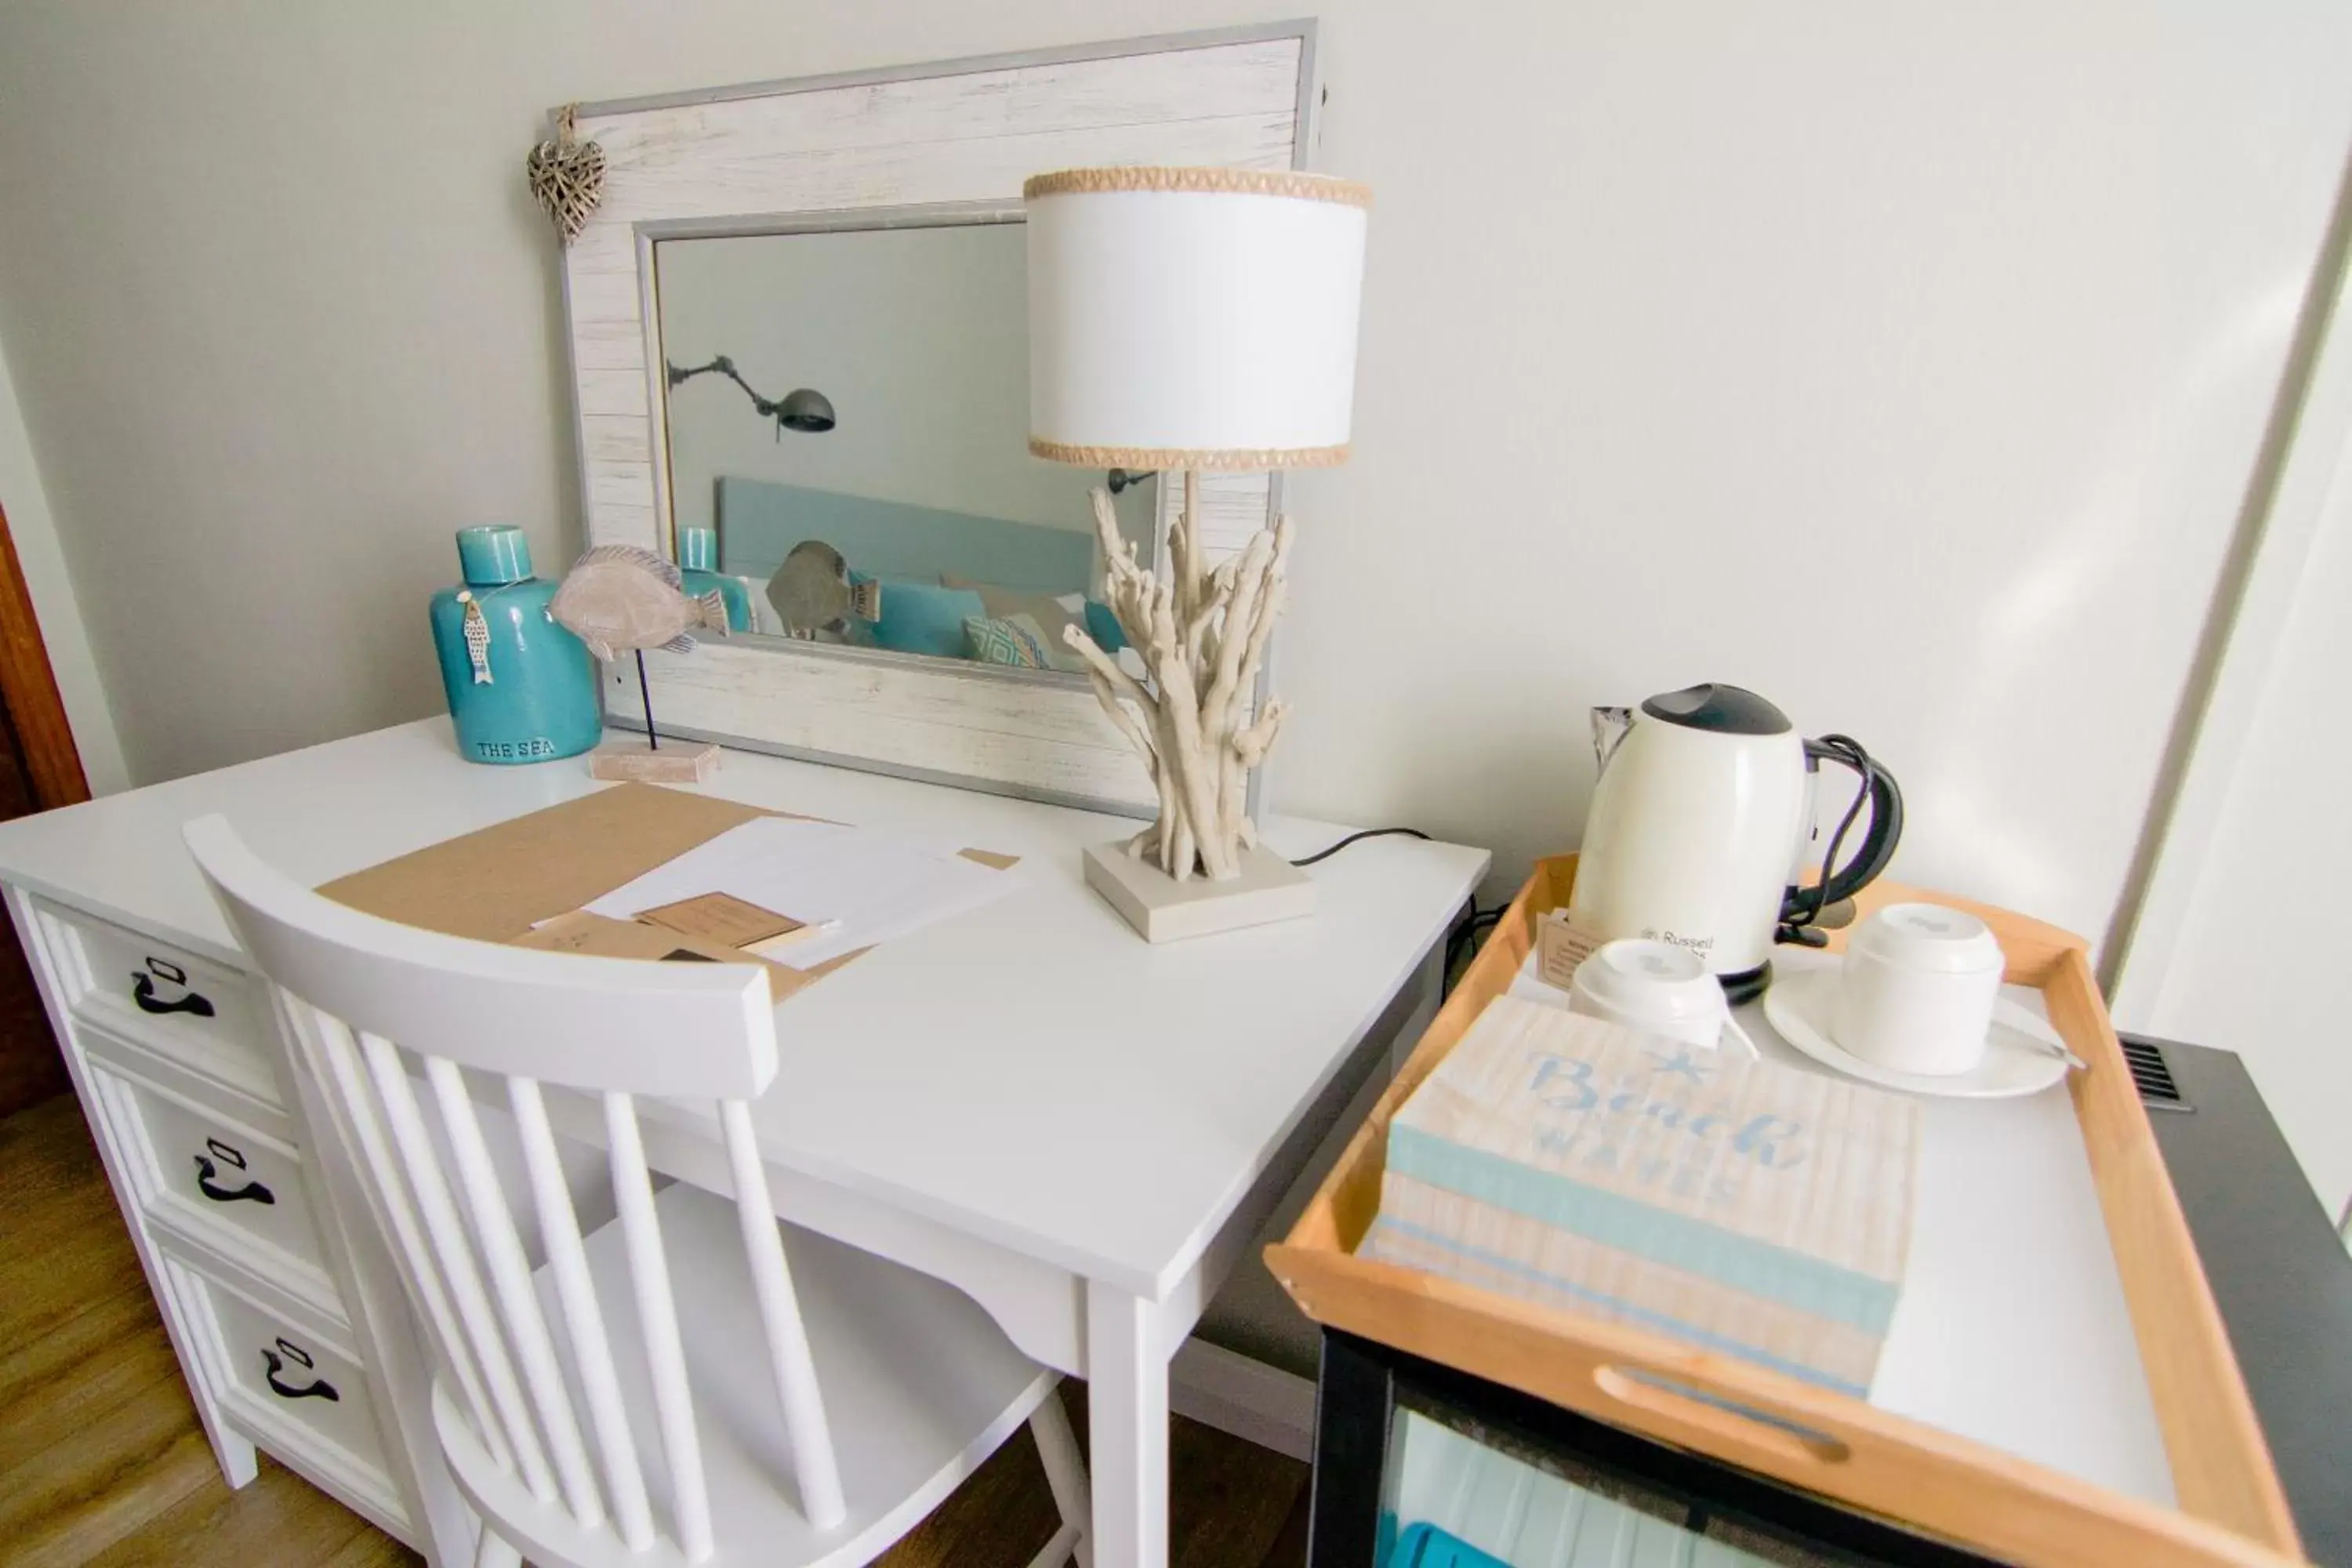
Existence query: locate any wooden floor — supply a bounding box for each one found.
[0,1094,1312,1566]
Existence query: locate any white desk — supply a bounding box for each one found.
[0,719,1487,1568]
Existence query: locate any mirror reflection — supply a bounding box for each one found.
[654,220,1156,677]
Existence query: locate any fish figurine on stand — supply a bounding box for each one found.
[550,543,731,782]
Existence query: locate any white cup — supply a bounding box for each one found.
[1569,939,1759,1057]
[1831,903,2005,1075]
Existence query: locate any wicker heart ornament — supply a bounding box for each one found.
[527,105,604,245]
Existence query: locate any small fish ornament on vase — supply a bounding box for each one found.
[458,595,495,682]
[550,543,732,782]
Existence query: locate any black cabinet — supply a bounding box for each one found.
[1306,1329,1998,1566]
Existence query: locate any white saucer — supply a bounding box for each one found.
[1761,967,2070,1100]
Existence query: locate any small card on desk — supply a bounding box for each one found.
[510,909,804,994]
[633,891,810,950]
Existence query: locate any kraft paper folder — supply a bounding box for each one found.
[319,782,1014,1002]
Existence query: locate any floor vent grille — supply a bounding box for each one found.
[2122,1036,2190,1112]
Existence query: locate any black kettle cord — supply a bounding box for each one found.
[1289,826,1432,867]
[1280,826,1498,991]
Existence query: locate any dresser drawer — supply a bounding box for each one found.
[30,897,277,1107]
[206,1283,385,1473]
[156,1241,408,1534]
[84,1053,335,1305]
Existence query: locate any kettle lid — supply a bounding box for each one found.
[1640,682,1791,736]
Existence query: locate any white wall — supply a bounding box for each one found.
[2102,162,2352,1220]
[2123,429,2352,1217]
[660,224,1115,545]
[0,342,130,796]
[1,2,2349,955]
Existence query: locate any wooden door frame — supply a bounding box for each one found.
[0,497,88,812]
[0,494,87,1117]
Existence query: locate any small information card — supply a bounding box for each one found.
[1535,909,1609,989]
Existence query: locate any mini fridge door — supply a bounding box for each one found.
[1312,1332,2004,1568]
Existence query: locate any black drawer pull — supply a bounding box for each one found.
[132,956,214,1018]
[262,1340,338,1402]
[194,1154,274,1205]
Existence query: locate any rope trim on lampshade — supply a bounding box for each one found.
[1022,166,1372,209]
[1029,437,1351,471]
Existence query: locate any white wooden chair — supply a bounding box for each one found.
[187,815,1093,1568]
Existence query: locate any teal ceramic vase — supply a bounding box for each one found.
[429,526,601,764]
[677,525,753,631]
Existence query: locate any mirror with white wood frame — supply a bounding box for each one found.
[557,21,1317,813]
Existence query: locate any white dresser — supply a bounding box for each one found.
[0,717,1489,1568]
[6,884,416,1540]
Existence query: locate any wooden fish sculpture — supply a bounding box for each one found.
[550,544,730,662]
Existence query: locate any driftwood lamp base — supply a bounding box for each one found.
[588,740,720,783]
[1083,840,1314,942]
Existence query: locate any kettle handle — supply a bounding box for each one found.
[1590,706,1635,772]
[1783,735,1904,928]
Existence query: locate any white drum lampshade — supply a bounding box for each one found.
[1025,167,1370,470]
[1023,165,1371,939]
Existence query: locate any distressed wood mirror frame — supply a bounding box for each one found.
[555,21,1320,815]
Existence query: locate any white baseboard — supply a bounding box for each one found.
[1168,1338,1317,1463]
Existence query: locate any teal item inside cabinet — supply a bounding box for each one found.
[1310,1331,2005,1567]
[428,526,601,764]
[1388,1523,1509,1567]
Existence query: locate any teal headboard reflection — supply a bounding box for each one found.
[715,476,1095,595]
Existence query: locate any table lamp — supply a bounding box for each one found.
[1025,166,1370,941]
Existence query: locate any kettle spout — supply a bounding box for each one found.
[1590,706,1634,773]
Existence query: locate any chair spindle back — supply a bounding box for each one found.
[188,815,848,1559]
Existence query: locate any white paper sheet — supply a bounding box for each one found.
[582,817,1022,969]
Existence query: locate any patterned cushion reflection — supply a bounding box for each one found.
[964,614,1051,669]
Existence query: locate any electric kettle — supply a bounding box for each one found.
[1566,682,1903,1002]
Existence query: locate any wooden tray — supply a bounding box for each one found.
[1268,856,2303,1568]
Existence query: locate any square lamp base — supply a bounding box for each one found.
[588,741,720,784]
[1083,840,1316,943]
